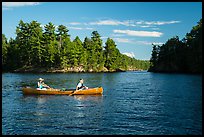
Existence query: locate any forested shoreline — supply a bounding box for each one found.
[2,20,150,73]
[148,19,202,74]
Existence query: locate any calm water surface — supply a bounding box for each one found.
[2,71,202,135]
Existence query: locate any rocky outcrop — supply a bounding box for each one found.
[13,66,144,73]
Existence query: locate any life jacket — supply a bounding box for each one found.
[37,82,43,89]
[77,83,84,90]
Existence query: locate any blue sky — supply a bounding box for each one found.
[2,2,202,60]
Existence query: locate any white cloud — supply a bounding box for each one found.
[121,20,136,26]
[113,29,163,37]
[101,36,108,39]
[112,38,164,46]
[151,28,160,30]
[134,20,181,26]
[113,38,133,43]
[68,22,81,25]
[88,19,180,28]
[85,27,94,30]
[140,25,152,28]
[2,2,40,10]
[89,19,135,27]
[90,20,120,25]
[135,21,143,25]
[69,27,83,30]
[143,20,181,25]
[2,2,40,7]
[152,42,164,45]
[135,41,152,45]
[122,52,135,58]
[135,41,163,45]
[69,26,93,30]
[110,34,125,37]
[2,7,11,11]
[135,20,180,28]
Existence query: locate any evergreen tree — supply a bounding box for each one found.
[83,37,97,70]
[15,20,31,66]
[2,20,151,72]
[43,22,58,67]
[91,31,104,70]
[28,21,44,67]
[148,18,202,73]
[104,38,119,70]
[6,38,20,70]
[2,34,8,68]
[149,44,159,70]
[56,25,70,68]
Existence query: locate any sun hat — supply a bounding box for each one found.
[38,78,44,81]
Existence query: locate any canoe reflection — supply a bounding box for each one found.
[37,96,47,104]
[22,94,56,105]
[73,95,103,102]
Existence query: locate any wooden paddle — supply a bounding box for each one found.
[69,90,76,96]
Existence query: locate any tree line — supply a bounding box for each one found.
[2,20,150,72]
[148,19,202,74]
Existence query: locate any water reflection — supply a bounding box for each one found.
[37,96,47,104]
[2,72,202,135]
[73,95,103,102]
[73,95,103,111]
[71,94,105,134]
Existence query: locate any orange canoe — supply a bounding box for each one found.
[22,87,103,95]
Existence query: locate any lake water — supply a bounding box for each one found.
[2,71,202,135]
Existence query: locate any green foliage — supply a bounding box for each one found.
[104,38,119,70]
[91,31,104,70]
[29,21,44,66]
[83,37,97,70]
[5,38,20,70]
[3,20,150,72]
[149,19,202,73]
[2,34,8,68]
[149,44,159,69]
[15,20,31,66]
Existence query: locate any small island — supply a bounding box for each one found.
[2,20,150,73]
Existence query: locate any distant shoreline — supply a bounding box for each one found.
[3,66,145,73]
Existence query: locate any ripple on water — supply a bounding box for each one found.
[2,72,202,135]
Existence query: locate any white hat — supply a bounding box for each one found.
[38,78,44,81]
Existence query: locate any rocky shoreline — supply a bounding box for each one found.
[10,66,143,73]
